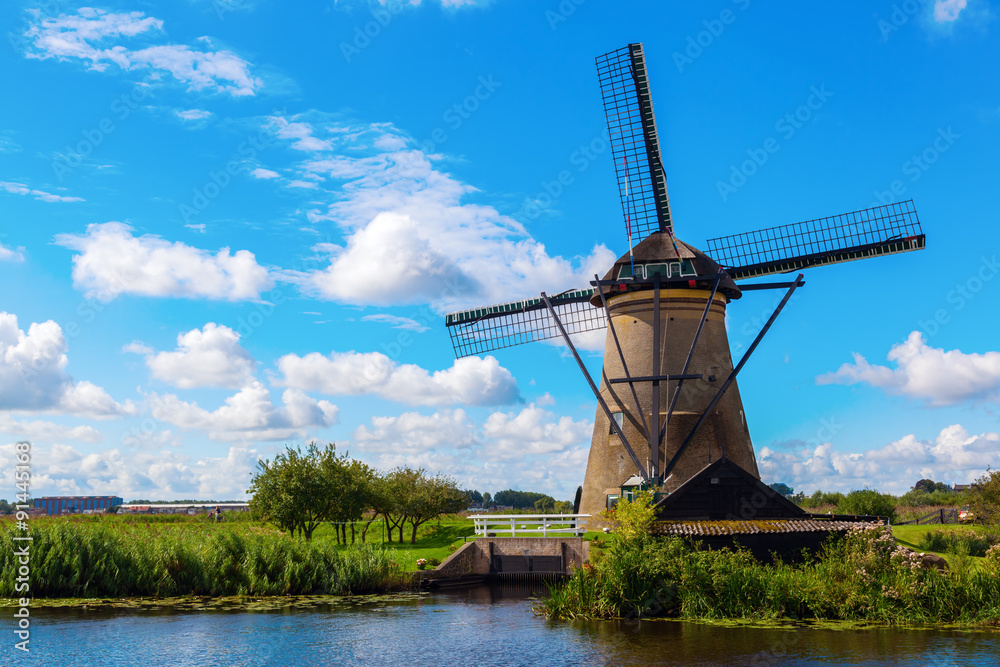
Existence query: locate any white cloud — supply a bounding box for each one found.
[934,0,967,21]
[250,168,280,179]
[353,409,478,453]
[272,118,332,152]
[0,312,135,419]
[23,8,261,96]
[817,332,1000,406]
[0,441,258,500]
[288,179,318,189]
[361,314,430,332]
[185,223,206,233]
[130,323,256,390]
[149,382,338,442]
[758,424,1000,494]
[275,351,520,406]
[176,109,212,121]
[0,180,84,203]
[0,414,102,443]
[307,212,471,307]
[264,115,614,310]
[350,403,592,498]
[55,222,274,302]
[0,242,25,262]
[482,404,595,460]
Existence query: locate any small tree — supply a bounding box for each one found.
[382,468,421,542]
[248,443,343,540]
[401,472,466,543]
[838,489,897,523]
[364,471,396,542]
[326,456,375,544]
[969,468,1000,525]
[769,482,794,498]
[602,491,656,545]
[533,495,556,512]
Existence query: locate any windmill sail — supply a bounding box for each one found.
[445,290,606,358]
[596,43,672,242]
[706,200,925,281]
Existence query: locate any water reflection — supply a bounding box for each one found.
[25,586,999,666]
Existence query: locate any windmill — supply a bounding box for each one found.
[444,43,925,520]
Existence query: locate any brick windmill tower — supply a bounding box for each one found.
[445,44,925,521]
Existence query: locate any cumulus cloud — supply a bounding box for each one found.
[350,403,593,498]
[129,323,256,389]
[0,180,83,203]
[758,424,1000,494]
[934,0,967,22]
[0,441,258,499]
[262,114,614,310]
[0,414,102,443]
[309,212,471,306]
[0,242,25,262]
[149,381,338,441]
[0,312,134,418]
[482,404,595,460]
[817,332,1000,406]
[55,222,274,302]
[275,351,520,406]
[23,8,261,96]
[250,168,280,179]
[353,409,478,452]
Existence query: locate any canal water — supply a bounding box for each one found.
[20,586,1000,666]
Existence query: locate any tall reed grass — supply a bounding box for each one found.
[1,519,405,598]
[542,524,1000,624]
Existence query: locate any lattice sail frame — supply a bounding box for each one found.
[596,43,672,243]
[707,200,925,280]
[446,290,606,358]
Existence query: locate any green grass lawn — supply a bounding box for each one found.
[311,516,476,571]
[892,523,994,568]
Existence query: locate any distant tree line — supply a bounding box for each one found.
[247,443,466,543]
[777,472,1000,525]
[459,489,573,513]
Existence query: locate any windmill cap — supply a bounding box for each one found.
[591,232,742,306]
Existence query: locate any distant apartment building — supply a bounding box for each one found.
[33,496,123,515]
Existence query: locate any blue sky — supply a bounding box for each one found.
[1,0,998,501]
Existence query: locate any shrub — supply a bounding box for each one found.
[800,490,845,509]
[897,489,963,508]
[918,529,1000,557]
[540,524,1000,624]
[837,489,897,522]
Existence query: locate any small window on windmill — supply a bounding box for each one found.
[645,263,668,278]
[680,259,696,277]
[610,411,624,435]
[617,264,634,280]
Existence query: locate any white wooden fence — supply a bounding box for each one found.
[469,514,590,537]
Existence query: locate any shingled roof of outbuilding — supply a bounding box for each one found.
[653,519,878,537]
